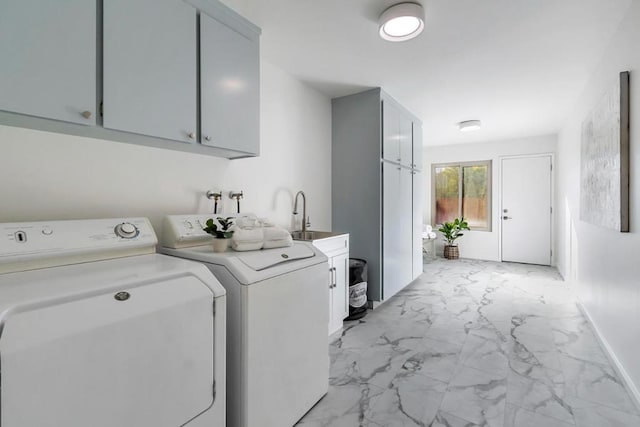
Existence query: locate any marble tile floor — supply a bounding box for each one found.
[296,258,640,427]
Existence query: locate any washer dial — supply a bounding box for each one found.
[114,222,138,239]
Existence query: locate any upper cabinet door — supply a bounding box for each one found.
[200,13,260,155]
[0,0,96,125]
[412,121,423,171]
[103,0,197,142]
[398,112,413,167]
[382,100,400,163]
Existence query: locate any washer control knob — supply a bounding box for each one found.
[42,227,53,235]
[114,222,138,239]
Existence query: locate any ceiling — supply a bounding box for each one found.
[220,0,632,146]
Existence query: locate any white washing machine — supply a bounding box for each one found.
[0,218,226,427]
[160,214,329,427]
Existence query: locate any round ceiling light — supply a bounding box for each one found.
[379,3,425,42]
[457,120,482,132]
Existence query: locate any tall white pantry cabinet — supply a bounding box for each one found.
[332,88,423,305]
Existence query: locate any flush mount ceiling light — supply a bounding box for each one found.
[379,3,425,42]
[457,120,482,132]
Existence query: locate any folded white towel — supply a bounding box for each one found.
[263,226,291,242]
[231,240,264,251]
[232,227,264,243]
[235,214,260,229]
[229,220,293,251]
[428,231,437,239]
[424,224,433,233]
[263,235,293,249]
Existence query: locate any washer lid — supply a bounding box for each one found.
[160,242,328,285]
[237,244,315,271]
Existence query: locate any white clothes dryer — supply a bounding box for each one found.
[160,214,329,427]
[0,218,226,427]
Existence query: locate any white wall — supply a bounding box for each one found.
[556,0,640,402]
[0,60,332,235]
[225,61,331,230]
[423,135,557,261]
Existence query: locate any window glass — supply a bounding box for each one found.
[434,165,460,225]
[432,161,491,231]
[462,165,489,229]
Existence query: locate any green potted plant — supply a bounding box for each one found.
[203,217,235,252]
[438,217,470,260]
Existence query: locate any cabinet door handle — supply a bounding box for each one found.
[329,267,337,288]
[188,132,195,139]
[81,110,92,119]
[204,135,212,141]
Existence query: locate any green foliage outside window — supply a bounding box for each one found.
[433,162,491,230]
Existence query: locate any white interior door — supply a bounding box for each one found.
[501,155,552,265]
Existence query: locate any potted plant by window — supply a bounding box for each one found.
[203,217,235,253]
[438,217,470,260]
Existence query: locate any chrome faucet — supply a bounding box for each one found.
[293,191,311,232]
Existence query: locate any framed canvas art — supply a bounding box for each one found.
[580,71,630,232]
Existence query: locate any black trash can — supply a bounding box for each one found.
[345,258,368,320]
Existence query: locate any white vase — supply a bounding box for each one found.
[212,238,229,253]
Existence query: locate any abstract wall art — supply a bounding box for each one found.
[580,71,630,232]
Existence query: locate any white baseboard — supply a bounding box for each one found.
[576,301,640,413]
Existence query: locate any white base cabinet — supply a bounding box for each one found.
[312,234,349,336]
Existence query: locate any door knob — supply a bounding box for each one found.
[81,110,92,119]
[204,135,212,141]
[502,216,512,220]
[187,132,195,139]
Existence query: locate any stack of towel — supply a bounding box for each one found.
[230,215,293,251]
[422,224,437,240]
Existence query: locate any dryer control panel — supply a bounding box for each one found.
[0,218,157,274]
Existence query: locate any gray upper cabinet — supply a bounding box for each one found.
[200,11,260,156]
[103,0,197,142]
[0,0,260,159]
[0,0,96,125]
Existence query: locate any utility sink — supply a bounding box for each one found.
[291,230,340,242]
